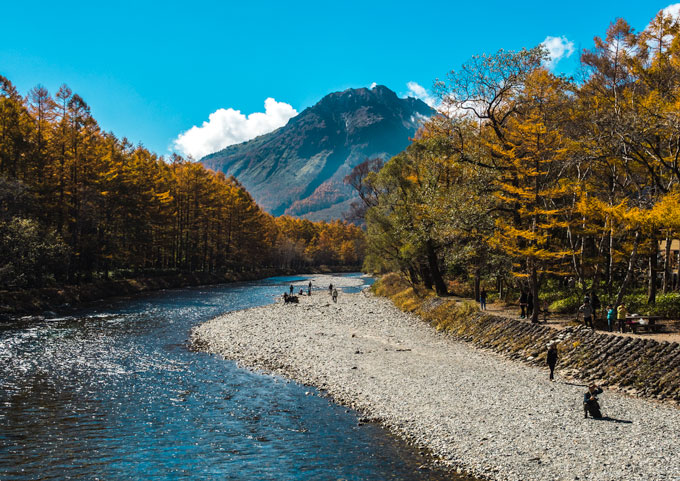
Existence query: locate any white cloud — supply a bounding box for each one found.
[370,82,377,89]
[173,98,297,159]
[404,81,437,108]
[541,35,575,70]
[659,3,680,19]
[643,4,680,52]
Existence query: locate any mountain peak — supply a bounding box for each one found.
[201,85,435,220]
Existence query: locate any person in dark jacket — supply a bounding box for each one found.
[308,281,312,296]
[479,290,487,311]
[547,343,558,381]
[583,385,603,419]
[591,291,601,325]
[519,290,528,318]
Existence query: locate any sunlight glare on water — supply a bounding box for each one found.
[0,274,469,481]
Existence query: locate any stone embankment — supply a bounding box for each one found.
[192,274,680,481]
[393,287,680,404]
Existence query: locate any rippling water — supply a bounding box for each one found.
[0,274,465,480]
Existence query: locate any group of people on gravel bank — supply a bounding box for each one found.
[507,288,640,335]
[283,281,338,304]
[578,295,632,333]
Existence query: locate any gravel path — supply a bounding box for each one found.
[192,275,680,481]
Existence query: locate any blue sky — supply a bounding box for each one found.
[0,1,675,158]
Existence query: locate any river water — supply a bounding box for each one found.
[0,274,465,480]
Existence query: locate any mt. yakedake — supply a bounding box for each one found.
[200,85,435,220]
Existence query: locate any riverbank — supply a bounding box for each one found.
[0,266,360,320]
[374,274,680,405]
[192,274,680,481]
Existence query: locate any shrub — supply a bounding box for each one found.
[549,292,581,314]
[372,272,410,297]
[649,294,680,318]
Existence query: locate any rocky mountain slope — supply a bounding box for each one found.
[200,85,434,220]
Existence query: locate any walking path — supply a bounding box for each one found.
[477,300,680,343]
[192,275,680,481]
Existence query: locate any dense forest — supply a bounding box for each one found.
[354,13,680,321]
[0,76,365,290]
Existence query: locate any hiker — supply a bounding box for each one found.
[479,289,487,310]
[332,288,338,303]
[617,303,628,333]
[606,304,616,332]
[591,291,601,324]
[329,283,333,295]
[289,284,294,295]
[583,384,604,419]
[308,281,312,296]
[547,343,558,381]
[519,290,528,319]
[578,297,594,329]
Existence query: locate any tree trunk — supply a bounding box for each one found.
[663,232,672,294]
[615,230,641,309]
[474,268,481,303]
[425,239,447,296]
[407,265,419,286]
[530,264,540,323]
[648,231,658,304]
[420,262,433,290]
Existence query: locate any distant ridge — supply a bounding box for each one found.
[200,85,435,220]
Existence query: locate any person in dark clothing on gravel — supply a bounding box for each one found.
[583,385,603,419]
[519,290,528,319]
[547,343,558,381]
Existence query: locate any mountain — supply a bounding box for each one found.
[200,85,435,220]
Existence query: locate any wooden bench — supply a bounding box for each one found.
[625,316,662,333]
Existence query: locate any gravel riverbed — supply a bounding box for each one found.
[191,274,680,481]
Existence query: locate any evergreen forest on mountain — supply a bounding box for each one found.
[0,77,364,290]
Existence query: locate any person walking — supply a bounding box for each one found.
[479,289,487,311]
[591,291,601,326]
[328,283,333,295]
[308,281,312,296]
[617,303,628,333]
[519,290,528,319]
[606,304,616,332]
[547,343,558,381]
[332,288,338,303]
[578,297,594,329]
[289,284,294,295]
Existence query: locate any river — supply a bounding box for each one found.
[0,274,463,480]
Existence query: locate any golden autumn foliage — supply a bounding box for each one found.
[0,77,364,288]
[360,10,680,316]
